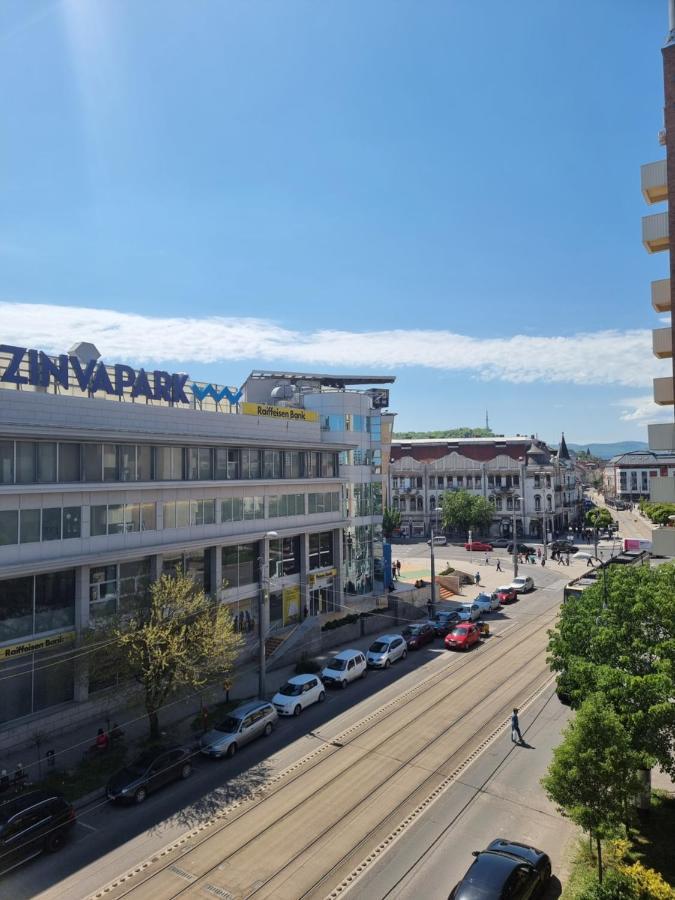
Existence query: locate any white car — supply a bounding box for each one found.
[457,603,481,622]
[366,634,407,668]
[473,592,500,613]
[510,576,535,594]
[427,535,447,546]
[320,650,367,688]
[272,674,325,716]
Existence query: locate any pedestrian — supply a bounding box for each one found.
[392,564,397,581]
[484,554,489,566]
[427,599,434,619]
[396,559,401,575]
[496,559,502,572]
[511,708,523,744]
[565,553,570,566]
[95,727,109,752]
[475,571,480,585]
[537,547,541,559]
[541,557,545,567]
[586,557,592,567]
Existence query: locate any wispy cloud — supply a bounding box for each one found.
[617,395,673,424]
[0,301,662,389]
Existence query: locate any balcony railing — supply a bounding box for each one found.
[654,377,675,406]
[653,327,673,359]
[651,278,671,313]
[641,159,668,204]
[642,212,669,253]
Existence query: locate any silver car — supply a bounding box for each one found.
[366,634,408,668]
[200,700,278,759]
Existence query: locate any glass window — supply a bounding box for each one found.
[90,565,118,619]
[16,442,36,484]
[58,443,80,482]
[283,452,301,479]
[262,450,281,479]
[107,504,125,534]
[214,448,228,480]
[0,575,34,642]
[199,448,213,480]
[227,449,240,480]
[137,445,152,481]
[37,443,57,483]
[35,569,75,633]
[41,507,62,542]
[306,452,319,479]
[156,446,183,480]
[175,499,190,527]
[124,503,140,532]
[118,445,136,482]
[83,444,103,482]
[221,542,258,589]
[0,441,14,484]
[141,503,156,531]
[62,507,81,539]
[243,497,257,520]
[34,649,74,712]
[191,499,216,526]
[369,416,382,441]
[241,448,260,479]
[103,444,118,481]
[185,550,205,588]
[119,558,151,614]
[19,509,41,544]
[90,505,108,537]
[269,536,300,577]
[162,501,176,529]
[321,453,336,478]
[0,510,19,546]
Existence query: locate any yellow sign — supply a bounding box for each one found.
[308,567,337,587]
[282,585,301,624]
[241,402,319,423]
[0,631,76,662]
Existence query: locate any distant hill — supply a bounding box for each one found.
[393,427,494,439]
[566,441,648,459]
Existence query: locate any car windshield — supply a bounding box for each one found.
[278,682,303,696]
[408,625,423,635]
[514,579,525,585]
[126,752,160,774]
[215,716,241,733]
[450,627,467,636]
[370,642,388,653]
[326,658,347,671]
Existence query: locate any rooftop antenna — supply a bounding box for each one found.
[485,409,489,430]
[667,0,675,45]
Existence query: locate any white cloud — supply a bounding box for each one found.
[617,395,673,424]
[0,301,663,389]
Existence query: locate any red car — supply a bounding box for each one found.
[464,541,493,552]
[495,586,517,604]
[404,622,435,650]
[444,622,481,651]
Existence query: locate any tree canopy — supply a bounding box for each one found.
[440,490,494,537]
[547,563,675,775]
[585,507,614,530]
[393,427,494,439]
[382,506,402,539]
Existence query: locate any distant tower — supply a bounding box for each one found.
[558,432,571,461]
[485,409,489,431]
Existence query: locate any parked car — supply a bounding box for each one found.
[200,701,278,758]
[473,592,500,613]
[0,791,76,874]
[431,610,461,636]
[272,674,326,716]
[404,622,435,650]
[490,538,511,548]
[509,576,535,594]
[427,535,448,546]
[550,540,578,554]
[449,839,552,900]
[495,585,517,604]
[444,622,481,652]
[506,543,535,555]
[320,649,367,688]
[366,634,408,668]
[464,541,493,552]
[107,744,192,804]
[457,602,481,622]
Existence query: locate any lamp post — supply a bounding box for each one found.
[429,506,443,615]
[512,496,522,578]
[258,530,278,700]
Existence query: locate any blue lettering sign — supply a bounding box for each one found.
[70,356,97,391]
[171,373,190,404]
[0,345,28,385]
[114,364,136,396]
[89,362,114,395]
[131,369,153,400]
[152,370,172,402]
[190,383,243,405]
[38,352,69,390]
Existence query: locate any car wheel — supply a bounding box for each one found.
[293,704,302,716]
[384,659,391,669]
[134,787,147,804]
[318,690,326,703]
[341,680,348,690]
[401,649,407,660]
[44,830,67,853]
[264,722,273,736]
[180,762,192,780]
[226,742,238,758]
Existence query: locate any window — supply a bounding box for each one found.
[0,442,14,484]
[283,451,302,479]
[269,536,301,578]
[124,503,141,532]
[221,542,259,589]
[34,569,75,633]
[15,442,36,484]
[188,447,213,481]
[308,491,340,514]
[118,445,137,482]
[37,443,57,483]
[83,444,103,482]
[241,448,260,479]
[306,453,319,479]
[0,510,19,546]
[63,507,81,539]
[495,497,503,510]
[534,495,541,512]
[269,494,305,517]
[103,444,118,481]
[321,453,337,478]
[221,497,244,522]
[90,565,118,619]
[19,509,41,544]
[156,446,183,480]
[58,443,80,482]
[243,496,264,520]
[137,445,152,481]
[262,450,281,479]
[322,415,345,432]
[41,508,62,542]
[309,531,333,570]
[141,503,156,531]
[191,499,216,526]
[369,416,382,441]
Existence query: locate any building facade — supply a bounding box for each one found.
[641,6,675,555]
[388,435,582,540]
[0,344,392,736]
[602,451,675,501]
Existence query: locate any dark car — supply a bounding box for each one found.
[507,543,535,556]
[550,540,578,554]
[0,790,76,874]
[449,839,551,900]
[106,744,192,804]
[490,538,511,548]
[432,610,461,636]
[404,622,435,650]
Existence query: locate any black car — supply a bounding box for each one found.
[0,790,76,874]
[431,610,461,636]
[106,744,192,804]
[507,543,535,556]
[550,541,578,554]
[449,839,551,900]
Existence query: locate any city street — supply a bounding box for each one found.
[6,565,577,900]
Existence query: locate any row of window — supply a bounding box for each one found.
[394,474,524,490]
[619,472,650,492]
[0,507,82,546]
[321,415,381,436]
[0,440,340,485]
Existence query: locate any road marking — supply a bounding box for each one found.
[77,821,99,833]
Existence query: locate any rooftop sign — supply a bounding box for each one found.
[241,402,319,422]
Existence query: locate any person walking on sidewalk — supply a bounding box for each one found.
[396,559,401,576]
[511,708,523,744]
[496,559,502,572]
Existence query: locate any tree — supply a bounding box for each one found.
[393,427,494,439]
[542,694,642,882]
[440,490,494,537]
[547,563,675,777]
[87,573,243,740]
[585,507,614,530]
[382,506,402,539]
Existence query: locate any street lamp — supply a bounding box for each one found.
[258,530,278,699]
[512,496,522,578]
[429,506,443,615]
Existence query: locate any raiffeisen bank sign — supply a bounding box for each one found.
[0,344,244,408]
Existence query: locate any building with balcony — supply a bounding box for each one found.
[388,434,582,540]
[0,343,393,736]
[601,451,675,501]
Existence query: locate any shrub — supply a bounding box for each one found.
[439,565,455,576]
[576,869,636,900]
[321,614,359,632]
[295,654,322,674]
[619,862,675,900]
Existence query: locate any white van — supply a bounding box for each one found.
[320,650,367,689]
[427,535,448,546]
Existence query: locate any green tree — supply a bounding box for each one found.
[440,490,494,537]
[87,573,243,740]
[585,507,614,530]
[542,694,642,883]
[382,506,402,539]
[393,427,494,439]
[547,563,675,777]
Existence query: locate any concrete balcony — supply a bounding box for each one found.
[651,526,675,558]
[652,278,671,313]
[654,377,675,406]
[653,327,673,358]
[641,159,668,204]
[650,476,675,503]
[642,212,669,253]
[649,423,675,451]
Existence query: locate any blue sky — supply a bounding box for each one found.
[0,0,670,443]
